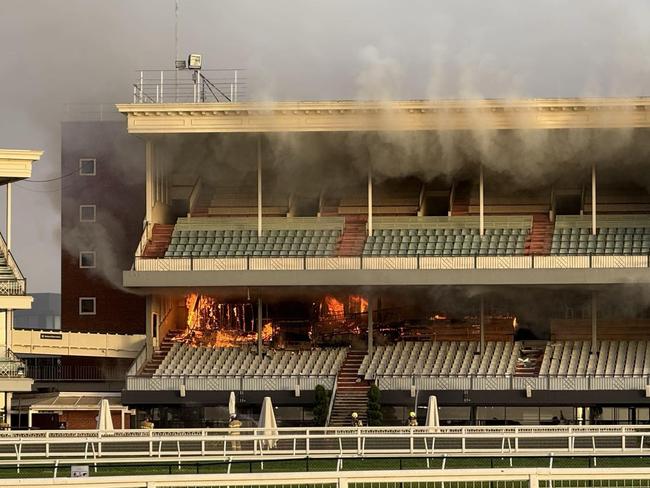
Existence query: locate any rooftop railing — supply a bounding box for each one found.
[132,69,247,104]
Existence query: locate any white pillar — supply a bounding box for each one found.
[367,165,373,236]
[591,292,597,354]
[120,410,125,429]
[6,183,11,250]
[28,408,32,429]
[479,164,485,237]
[591,162,597,236]
[367,296,373,356]
[145,141,154,225]
[479,295,485,356]
[257,136,262,236]
[257,297,263,355]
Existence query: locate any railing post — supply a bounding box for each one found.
[160,71,164,103]
[139,71,144,103]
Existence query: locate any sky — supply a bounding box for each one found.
[2,0,650,292]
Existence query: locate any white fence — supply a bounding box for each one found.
[377,375,650,391]
[134,255,650,272]
[126,374,335,392]
[9,467,650,488]
[2,425,650,466]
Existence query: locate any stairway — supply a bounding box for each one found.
[515,345,545,377]
[140,334,174,377]
[328,351,371,426]
[336,215,368,256]
[142,224,174,258]
[525,214,554,255]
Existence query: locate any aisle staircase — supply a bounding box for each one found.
[142,224,174,258]
[515,344,545,377]
[327,351,370,426]
[525,214,554,255]
[139,334,174,377]
[336,216,367,256]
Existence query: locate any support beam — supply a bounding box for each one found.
[257,136,262,236]
[367,165,373,236]
[591,292,598,354]
[6,183,11,250]
[257,297,263,355]
[591,162,597,236]
[479,164,484,237]
[479,295,485,356]
[145,141,153,225]
[367,296,374,356]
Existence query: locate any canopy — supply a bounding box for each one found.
[257,396,278,449]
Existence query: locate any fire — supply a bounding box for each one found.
[348,295,368,314]
[173,293,275,348]
[322,295,345,318]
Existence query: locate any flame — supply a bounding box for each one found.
[322,295,345,318]
[348,295,368,314]
[172,293,275,347]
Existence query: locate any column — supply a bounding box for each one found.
[367,296,374,356]
[479,164,484,237]
[367,165,373,236]
[145,141,154,225]
[257,136,263,236]
[591,292,597,354]
[591,162,597,235]
[257,297,263,355]
[479,295,485,356]
[6,183,11,250]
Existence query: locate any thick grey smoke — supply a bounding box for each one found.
[3,0,650,292]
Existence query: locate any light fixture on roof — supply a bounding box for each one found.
[187,54,202,70]
[175,60,187,70]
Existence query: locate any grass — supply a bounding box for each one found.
[0,456,649,480]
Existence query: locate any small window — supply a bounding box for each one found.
[79,205,96,222]
[79,297,96,315]
[79,251,96,269]
[79,159,96,176]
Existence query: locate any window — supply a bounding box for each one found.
[79,297,96,315]
[79,158,96,176]
[79,205,96,222]
[79,251,96,269]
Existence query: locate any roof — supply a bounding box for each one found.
[0,149,42,184]
[116,97,650,134]
[13,392,127,412]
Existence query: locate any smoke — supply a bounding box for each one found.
[4,0,650,293]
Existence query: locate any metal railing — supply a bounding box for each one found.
[133,69,246,104]
[2,425,650,465]
[133,254,650,272]
[126,373,336,392]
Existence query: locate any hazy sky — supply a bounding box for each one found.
[2,0,650,292]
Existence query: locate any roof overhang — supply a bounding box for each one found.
[116,98,650,134]
[0,149,42,184]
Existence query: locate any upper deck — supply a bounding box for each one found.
[116,97,650,134]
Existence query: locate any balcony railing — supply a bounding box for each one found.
[133,254,650,272]
[0,348,27,378]
[126,373,336,392]
[0,232,25,295]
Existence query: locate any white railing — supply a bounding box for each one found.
[134,254,650,272]
[376,374,650,391]
[2,425,650,465]
[134,221,152,262]
[0,347,26,378]
[126,374,336,392]
[0,232,25,295]
[133,69,246,104]
[126,344,148,376]
[8,467,650,488]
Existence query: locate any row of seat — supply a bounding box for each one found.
[551,227,650,255]
[539,340,650,377]
[154,344,346,377]
[359,341,520,378]
[363,230,528,256]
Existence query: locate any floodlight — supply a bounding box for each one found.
[175,60,187,70]
[187,54,202,70]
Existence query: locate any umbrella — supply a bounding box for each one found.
[425,395,439,428]
[257,396,278,449]
[229,391,236,418]
[96,398,114,431]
